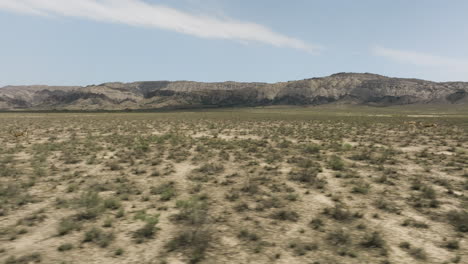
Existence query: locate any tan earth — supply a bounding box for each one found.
[0,106,467,264]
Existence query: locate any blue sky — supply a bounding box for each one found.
[0,0,467,86]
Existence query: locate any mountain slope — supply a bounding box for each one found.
[1,73,467,110]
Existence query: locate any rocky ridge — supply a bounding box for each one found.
[1,73,467,110]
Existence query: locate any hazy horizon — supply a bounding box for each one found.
[3,71,468,88]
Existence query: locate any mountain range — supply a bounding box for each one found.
[1,73,467,110]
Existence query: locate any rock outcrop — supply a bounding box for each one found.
[1,73,467,110]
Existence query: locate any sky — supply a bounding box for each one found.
[0,0,467,86]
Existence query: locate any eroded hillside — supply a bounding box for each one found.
[1,73,468,110]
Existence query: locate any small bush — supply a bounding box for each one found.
[173,196,208,225]
[289,167,321,184]
[327,229,351,246]
[234,202,249,212]
[445,240,459,250]
[323,205,353,221]
[328,155,345,171]
[399,241,411,249]
[57,217,81,236]
[4,253,41,264]
[270,210,299,222]
[421,185,437,200]
[116,208,125,218]
[290,241,318,256]
[134,217,159,242]
[83,227,114,248]
[166,229,211,264]
[102,217,113,228]
[108,161,122,171]
[447,210,468,232]
[103,198,121,210]
[238,229,259,241]
[303,144,320,154]
[16,210,47,227]
[225,192,239,202]
[309,218,324,230]
[360,231,385,248]
[57,243,73,251]
[75,207,101,221]
[409,247,427,260]
[401,219,428,229]
[78,191,102,208]
[351,180,370,194]
[240,179,259,195]
[195,163,224,175]
[374,198,399,213]
[410,179,423,190]
[151,182,177,201]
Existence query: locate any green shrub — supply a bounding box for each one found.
[360,231,385,248]
[134,217,159,242]
[399,241,411,249]
[57,217,81,236]
[78,191,102,208]
[270,210,299,222]
[174,196,208,225]
[75,206,101,221]
[374,198,399,213]
[409,247,427,260]
[327,229,351,246]
[323,205,353,221]
[116,208,125,218]
[102,217,113,228]
[83,227,114,248]
[107,161,122,171]
[351,180,370,194]
[445,240,459,250]
[240,179,259,195]
[57,243,73,251]
[303,144,320,154]
[103,198,121,210]
[238,229,259,241]
[4,253,41,264]
[195,163,224,175]
[421,185,437,199]
[115,248,124,256]
[290,241,318,256]
[447,210,468,232]
[309,218,324,230]
[401,219,428,229]
[151,182,177,201]
[289,168,321,184]
[328,155,345,171]
[166,229,211,264]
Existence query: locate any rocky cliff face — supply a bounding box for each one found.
[1,73,467,110]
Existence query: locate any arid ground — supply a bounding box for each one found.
[0,106,467,264]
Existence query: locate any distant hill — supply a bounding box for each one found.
[1,73,467,110]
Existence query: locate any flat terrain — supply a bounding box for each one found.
[0,106,467,264]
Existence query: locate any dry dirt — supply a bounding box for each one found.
[0,107,467,264]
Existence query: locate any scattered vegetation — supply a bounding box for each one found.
[0,106,466,263]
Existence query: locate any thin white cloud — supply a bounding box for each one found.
[0,0,45,15]
[0,0,321,53]
[372,46,468,70]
